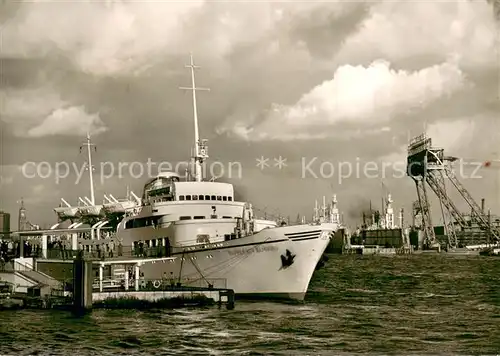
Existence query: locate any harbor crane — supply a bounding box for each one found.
[406,133,500,250]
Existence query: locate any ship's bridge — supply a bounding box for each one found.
[173,181,234,202]
[143,172,181,201]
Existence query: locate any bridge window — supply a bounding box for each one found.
[205,195,210,200]
[222,196,227,201]
[193,216,205,219]
[148,187,170,197]
[125,216,161,229]
[228,197,233,201]
[179,195,185,201]
[199,195,204,200]
[211,195,216,200]
[180,216,191,220]
[222,216,231,219]
[217,196,222,201]
[186,195,191,201]
[192,195,198,200]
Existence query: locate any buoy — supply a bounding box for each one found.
[153,280,161,288]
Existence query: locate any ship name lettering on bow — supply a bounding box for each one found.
[228,245,278,256]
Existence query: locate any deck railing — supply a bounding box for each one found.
[42,246,174,261]
[92,277,227,292]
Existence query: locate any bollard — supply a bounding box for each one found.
[226,289,235,310]
[219,289,235,310]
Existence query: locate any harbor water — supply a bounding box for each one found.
[1,254,499,355]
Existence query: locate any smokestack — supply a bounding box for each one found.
[481,198,485,214]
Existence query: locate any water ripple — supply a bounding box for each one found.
[1,255,499,355]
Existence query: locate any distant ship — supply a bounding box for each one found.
[81,55,337,300]
[334,193,414,256]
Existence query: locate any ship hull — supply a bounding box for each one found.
[136,224,334,300]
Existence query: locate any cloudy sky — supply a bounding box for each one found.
[1,0,499,228]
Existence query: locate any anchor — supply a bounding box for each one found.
[280,249,296,269]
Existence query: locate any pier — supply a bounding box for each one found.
[0,253,235,311]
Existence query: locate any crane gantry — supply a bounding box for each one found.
[406,133,500,250]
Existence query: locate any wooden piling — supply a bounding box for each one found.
[72,251,93,313]
[219,289,235,310]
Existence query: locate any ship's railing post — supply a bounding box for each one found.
[41,235,48,259]
[98,263,103,292]
[134,263,141,291]
[71,234,78,251]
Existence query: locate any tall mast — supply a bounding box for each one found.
[331,194,340,224]
[180,53,210,182]
[322,196,326,221]
[386,193,394,229]
[81,132,96,205]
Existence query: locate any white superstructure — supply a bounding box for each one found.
[102,55,337,300]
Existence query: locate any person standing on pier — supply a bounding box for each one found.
[108,240,114,258]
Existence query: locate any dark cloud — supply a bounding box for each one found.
[346,198,374,221]
[486,0,500,19]
[286,2,372,58]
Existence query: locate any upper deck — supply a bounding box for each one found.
[143,172,235,204]
[174,181,234,202]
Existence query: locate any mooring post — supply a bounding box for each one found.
[226,289,235,310]
[73,251,93,313]
[218,289,235,310]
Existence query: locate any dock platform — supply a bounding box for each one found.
[0,256,235,311]
[0,288,235,310]
[92,287,235,309]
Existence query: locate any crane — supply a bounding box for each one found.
[407,134,500,250]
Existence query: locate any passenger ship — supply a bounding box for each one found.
[113,55,337,300]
